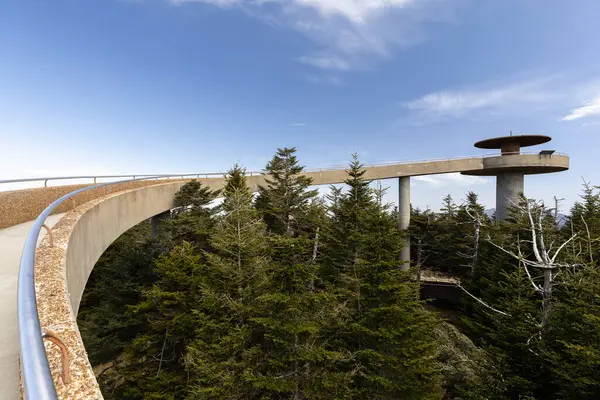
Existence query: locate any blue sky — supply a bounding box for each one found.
[1,0,600,212]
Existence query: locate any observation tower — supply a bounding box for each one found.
[462,134,567,219]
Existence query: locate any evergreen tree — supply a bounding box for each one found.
[168,180,220,245]
[546,264,600,399]
[186,176,272,398]
[78,222,158,368]
[222,163,252,211]
[173,180,219,216]
[322,154,443,399]
[566,181,600,262]
[427,194,462,273]
[410,206,437,272]
[117,242,208,399]
[256,147,318,236]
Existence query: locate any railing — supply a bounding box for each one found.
[0,173,229,188]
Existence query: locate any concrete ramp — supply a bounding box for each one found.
[0,214,64,399]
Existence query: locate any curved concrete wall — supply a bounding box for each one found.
[66,183,190,314]
[0,179,188,230]
[34,182,188,399]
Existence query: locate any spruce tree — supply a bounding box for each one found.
[222,163,252,211]
[78,222,159,368]
[322,154,443,399]
[186,173,272,398]
[117,242,208,399]
[256,147,318,236]
[173,180,219,216]
[168,180,220,245]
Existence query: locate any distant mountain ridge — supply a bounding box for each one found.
[484,208,567,227]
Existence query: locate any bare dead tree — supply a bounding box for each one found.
[553,196,565,223]
[461,204,487,275]
[486,198,578,328]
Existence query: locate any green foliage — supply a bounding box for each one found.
[256,147,318,236]
[546,264,600,399]
[410,191,488,277]
[186,186,272,398]
[321,154,443,399]
[78,222,158,366]
[222,163,252,211]
[79,153,600,400]
[173,179,219,216]
[118,242,207,399]
[434,322,505,400]
[168,180,220,245]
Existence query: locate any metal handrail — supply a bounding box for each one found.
[0,173,230,187]
[2,152,568,187]
[18,174,192,399]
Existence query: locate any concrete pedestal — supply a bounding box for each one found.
[398,176,411,271]
[496,172,524,220]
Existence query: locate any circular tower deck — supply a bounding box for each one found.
[474,134,551,155]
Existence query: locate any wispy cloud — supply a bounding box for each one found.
[297,56,351,71]
[414,173,488,188]
[582,121,600,127]
[405,77,558,120]
[169,0,458,70]
[305,74,345,86]
[289,122,306,127]
[561,97,600,121]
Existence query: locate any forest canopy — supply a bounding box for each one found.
[78,148,600,400]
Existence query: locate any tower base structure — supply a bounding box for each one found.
[495,172,524,220]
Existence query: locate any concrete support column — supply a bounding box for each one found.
[495,172,524,220]
[151,210,171,238]
[398,176,411,271]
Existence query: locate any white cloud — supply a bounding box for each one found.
[169,0,456,70]
[405,78,557,119]
[305,74,345,86]
[298,56,350,70]
[292,0,415,24]
[413,173,488,188]
[289,122,307,127]
[169,0,242,6]
[561,97,600,121]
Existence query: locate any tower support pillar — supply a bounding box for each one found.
[398,176,411,271]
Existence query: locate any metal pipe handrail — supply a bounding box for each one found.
[18,174,187,399]
[2,152,568,187]
[0,173,230,187]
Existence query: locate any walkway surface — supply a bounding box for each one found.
[0,214,64,399]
